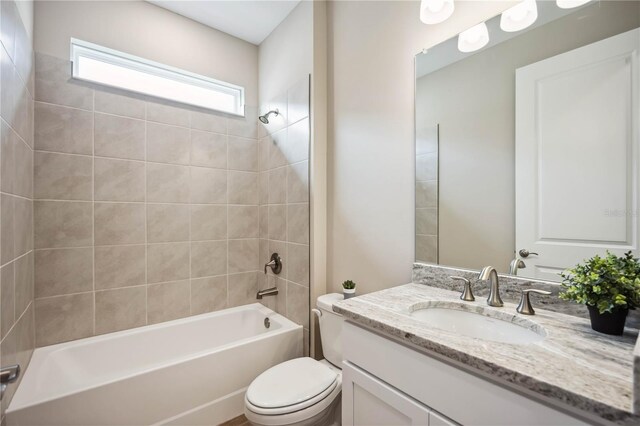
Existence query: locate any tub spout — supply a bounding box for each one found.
[256,287,278,299]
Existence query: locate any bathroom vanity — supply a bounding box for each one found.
[335,284,639,426]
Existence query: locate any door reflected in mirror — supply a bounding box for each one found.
[414,0,640,282]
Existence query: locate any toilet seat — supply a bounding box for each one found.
[245,358,342,423]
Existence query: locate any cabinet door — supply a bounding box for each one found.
[342,362,430,426]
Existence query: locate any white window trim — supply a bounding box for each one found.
[70,38,245,117]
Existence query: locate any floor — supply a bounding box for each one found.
[220,414,249,426]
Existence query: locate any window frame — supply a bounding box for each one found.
[70,38,245,117]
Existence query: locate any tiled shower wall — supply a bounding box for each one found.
[415,124,438,263]
[258,76,311,354]
[33,52,266,347]
[0,0,36,417]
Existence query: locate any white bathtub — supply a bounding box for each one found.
[7,303,302,426]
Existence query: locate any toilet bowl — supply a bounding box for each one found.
[244,293,344,426]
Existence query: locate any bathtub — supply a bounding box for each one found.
[7,303,302,425]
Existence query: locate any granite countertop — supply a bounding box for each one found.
[334,283,639,425]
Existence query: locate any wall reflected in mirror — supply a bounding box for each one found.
[415,0,640,282]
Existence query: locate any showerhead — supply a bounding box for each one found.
[258,109,279,124]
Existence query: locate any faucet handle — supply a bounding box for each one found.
[516,289,552,315]
[449,276,474,302]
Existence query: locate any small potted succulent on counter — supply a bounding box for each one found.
[560,251,640,335]
[342,280,357,300]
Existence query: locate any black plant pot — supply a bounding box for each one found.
[587,305,628,335]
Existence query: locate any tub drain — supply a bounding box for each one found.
[264,317,271,328]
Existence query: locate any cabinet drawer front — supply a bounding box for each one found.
[343,322,590,426]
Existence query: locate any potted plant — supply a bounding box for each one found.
[342,280,357,299]
[560,251,640,335]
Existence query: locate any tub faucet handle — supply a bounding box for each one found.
[264,253,282,275]
[0,364,20,400]
[516,289,552,315]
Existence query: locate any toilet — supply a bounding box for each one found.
[244,293,344,426]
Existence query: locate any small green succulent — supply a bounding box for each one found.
[342,280,356,290]
[560,251,640,314]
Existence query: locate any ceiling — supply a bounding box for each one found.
[147,0,301,45]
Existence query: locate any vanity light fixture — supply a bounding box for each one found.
[420,0,455,25]
[556,0,590,9]
[500,0,538,32]
[457,22,489,53]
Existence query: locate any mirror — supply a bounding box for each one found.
[415,0,640,282]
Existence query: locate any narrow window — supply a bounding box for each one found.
[70,38,245,116]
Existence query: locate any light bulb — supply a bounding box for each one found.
[556,0,590,9]
[458,22,489,53]
[420,0,455,25]
[500,0,538,32]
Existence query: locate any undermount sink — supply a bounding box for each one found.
[409,302,546,345]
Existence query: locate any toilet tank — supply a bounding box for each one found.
[316,293,345,368]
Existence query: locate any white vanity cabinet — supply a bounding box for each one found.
[342,322,592,426]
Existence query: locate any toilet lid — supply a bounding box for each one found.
[246,358,338,409]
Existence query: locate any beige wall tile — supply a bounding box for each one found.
[147,280,190,324]
[95,286,146,334]
[228,239,258,273]
[286,281,309,328]
[1,194,14,263]
[259,172,268,205]
[416,152,438,181]
[35,248,93,297]
[228,271,258,307]
[14,197,33,256]
[34,53,93,110]
[34,200,92,249]
[147,102,190,128]
[287,243,309,287]
[35,293,94,346]
[1,262,15,338]
[94,158,145,202]
[258,137,269,171]
[94,113,145,161]
[190,167,227,204]
[268,205,286,241]
[94,202,145,245]
[287,203,309,245]
[228,136,258,172]
[146,163,189,203]
[146,122,190,165]
[286,118,310,163]
[190,130,226,169]
[267,129,288,169]
[95,245,145,290]
[35,151,92,200]
[227,111,258,139]
[190,111,226,134]
[287,161,308,203]
[416,180,438,209]
[416,235,438,263]
[191,276,227,315]
[259,206,268,239]
[15,252,34,316]
[228,205,258,239]
[1,121,17,194]
[147,203,189,243]
[268,167,286,204]
[94,90,145,120]
[191,240,227,278]
[34,102,93,155]
[416,208,438,235]
[190,205,226,241]
[14,137,33,198]
[147,242,189,284]
[228,171,257,205]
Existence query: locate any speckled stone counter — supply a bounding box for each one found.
[334,284,639,425]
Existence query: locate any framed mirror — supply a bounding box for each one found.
[415,0,640,282]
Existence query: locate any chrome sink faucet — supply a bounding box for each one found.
[478,266,504,307]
